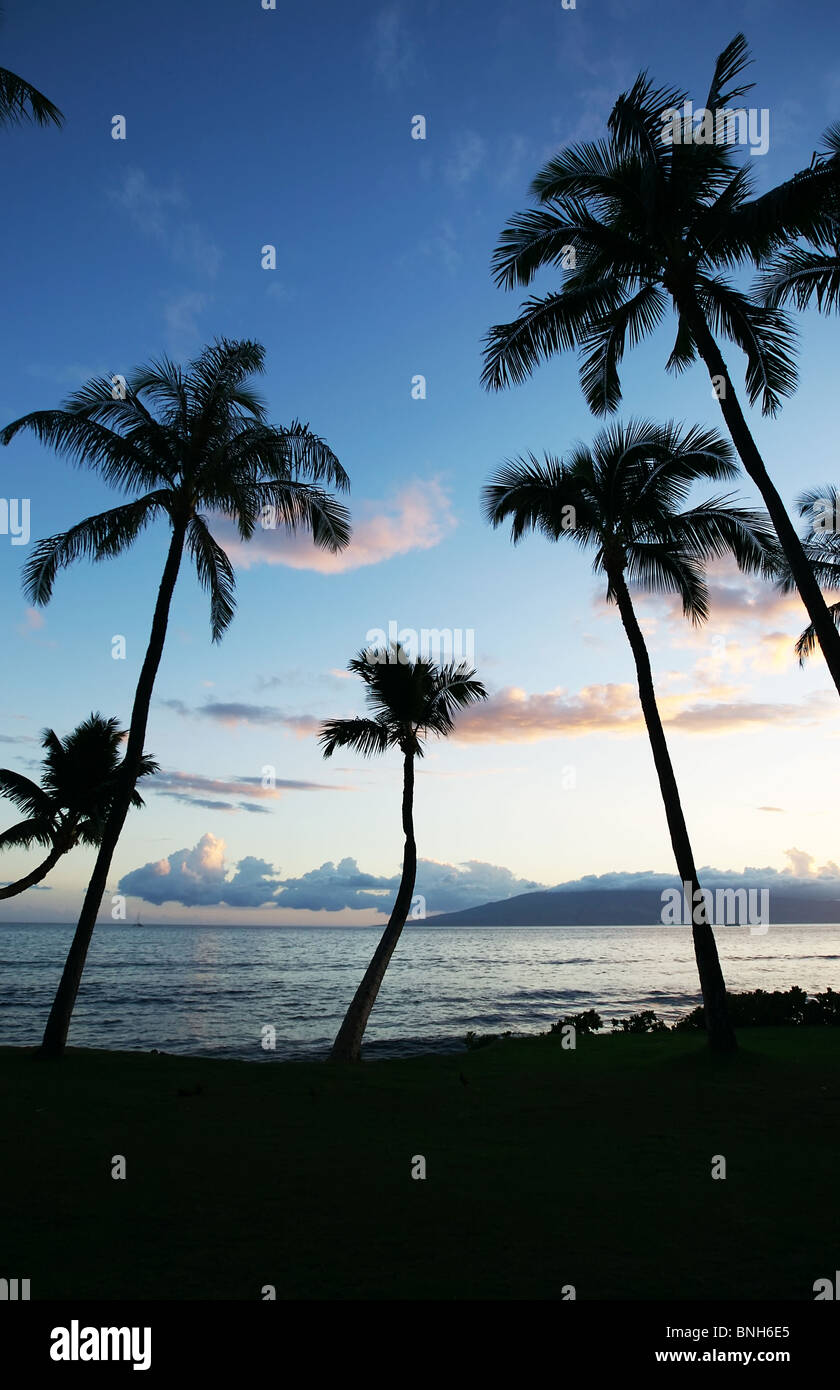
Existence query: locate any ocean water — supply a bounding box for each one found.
[0,922,837,1061]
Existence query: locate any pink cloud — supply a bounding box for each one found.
[451,681,836,745]
[215,477,456,574]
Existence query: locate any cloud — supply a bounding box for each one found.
[111,168,221,277]
[163,291,211,347]
[215,477,456,574]
[649,564,809,636]
[26,362,105,386]
[665,692,832,732]
[551,859,840,897]
[369,4,416,88]
[266,281,293,304]
[415,221,460,275]
[148,768,343,811]
[161,701,322,736]
[119,834,281,908]
[16,607,54,643]
[274,856,545,913]
[451,681,835,744]
[119,839,840,914]
[444,131,486,187]
[119,840,546,913]
[758,806,784,813]
[494,134,537,191]
[781,847,840,879]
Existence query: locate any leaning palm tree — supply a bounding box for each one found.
[758,125,840,316]
[483,420,778,1052]
[0,8,63,129]
[0,714,156,899]
[0,338,351,1057]
[320,643,487,1062]
[481,33,840,692]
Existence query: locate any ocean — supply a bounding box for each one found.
[1,922,837,1061]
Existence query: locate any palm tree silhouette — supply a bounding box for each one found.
[0,714,156,899]
[483,419,777,1052]
[320,643,487,1062]
[1,338,351,1057]
[0,9,63,129]
[758,125,840,316]
[481,33,840,693]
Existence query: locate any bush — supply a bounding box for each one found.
[547,1009,603,1036]
[463,1029,512,1050]
[673,986,840,1030]
[610,1010,669,1034]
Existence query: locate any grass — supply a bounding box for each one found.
[1,1028,839,1300]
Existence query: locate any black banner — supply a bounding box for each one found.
[1,1301,837,1376]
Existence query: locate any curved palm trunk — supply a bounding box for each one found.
[611,569,736,1052]
[330,752,417,1063]
[0,841,66,898]
[40,521,187,1059]
[678,293,840,695]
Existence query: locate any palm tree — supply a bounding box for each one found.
[320,643,487,1062]
[481,33,840,693]
[483,419,777,1052]
[0,338,351,1057]
[758,125,840,316]
[0,714,156,899]
[0,8,63,129]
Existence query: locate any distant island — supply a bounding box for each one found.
[426,886,840,927]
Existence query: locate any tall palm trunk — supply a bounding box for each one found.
[40,521,187,1059]
[0,841,66,898]
[677,292,840,695]
[330,751,417,1063]
[611,569,736,1052]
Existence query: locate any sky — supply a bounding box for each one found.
[1,0,839,925]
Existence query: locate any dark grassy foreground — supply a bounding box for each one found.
[2,1029,839,1300]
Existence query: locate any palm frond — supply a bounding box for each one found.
[21,494,168,605]
[795,600,840,664]
[0,770,53,820]
[608,71,687,161]
[0,407,168,493]
[704,33,754,112]
[757,243,840,313]
[698,275,798,414]
[0,816,56,851]
[579,283,668,413]
[187,515,237,641]
[276,421,350,492]
[319,717,393,759]
[0,65,63,128]
[624,543,709,623]
[250,480,352,552]
[481,282,626,390]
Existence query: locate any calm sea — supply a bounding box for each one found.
[0,923,837,1061]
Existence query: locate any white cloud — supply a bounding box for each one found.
[111,168,221,278]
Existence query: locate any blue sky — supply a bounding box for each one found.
[1,0,840,924]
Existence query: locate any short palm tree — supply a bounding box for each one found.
[320,644,487,1062]
[481,33,840,692]
[0,9,63,129]
[1,338,351,1057]
[0,714,156,899]
[483,419,777,1053]
[758,125,840,316]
